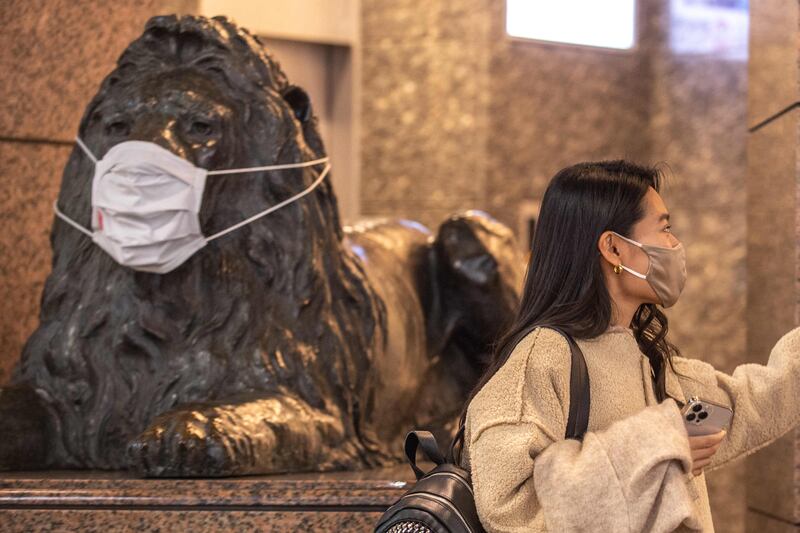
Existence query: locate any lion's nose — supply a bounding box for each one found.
[128,116,190,160]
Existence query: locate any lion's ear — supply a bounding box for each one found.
[282,85,313,123]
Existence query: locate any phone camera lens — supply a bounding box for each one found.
[686,413,696,421]
[698,412,708,420]
[692,404,703,413]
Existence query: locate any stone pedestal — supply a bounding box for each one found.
[0,466,413,532]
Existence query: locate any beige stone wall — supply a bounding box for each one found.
[745,0,800,529]
[360,0,492,229]
[0,0,196,385]
[483,0,652,233]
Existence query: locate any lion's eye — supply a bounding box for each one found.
[106,120,130,137]
[190,121,213,136]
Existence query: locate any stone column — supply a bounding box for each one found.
[359,0,492,230]
[745,0,800,530]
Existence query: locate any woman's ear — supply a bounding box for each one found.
[598,231,621,268]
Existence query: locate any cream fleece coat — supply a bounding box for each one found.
[463,325,800,532]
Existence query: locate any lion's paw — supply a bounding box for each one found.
[127,407,245,477]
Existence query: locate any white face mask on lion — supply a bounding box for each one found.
[54,137,331,274]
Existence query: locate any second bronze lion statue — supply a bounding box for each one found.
[0,15,522,477]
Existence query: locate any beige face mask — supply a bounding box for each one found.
[611,231,687,308]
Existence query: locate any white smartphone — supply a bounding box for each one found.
[681,396,733,437]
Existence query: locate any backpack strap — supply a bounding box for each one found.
[548,327,591,441]
[404,430,445,480]
[446,425,465,464]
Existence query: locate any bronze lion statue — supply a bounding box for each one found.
[0,15,522,477]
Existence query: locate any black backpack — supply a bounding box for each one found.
[374,328,591,533]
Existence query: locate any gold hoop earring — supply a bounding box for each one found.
[614,264,623,275]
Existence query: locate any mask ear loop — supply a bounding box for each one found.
[75,137,98,164]
[52,137,99,237]
[53,200,93,237]
[205,156,329,175]
[618,262,647,280]
[204,161,331,243]
[611,231,648,279]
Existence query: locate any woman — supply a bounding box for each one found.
[462,161,800,532]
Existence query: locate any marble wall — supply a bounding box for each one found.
[482,0,652,234]
[745,0,800,529]
[360,0,492,230]
[0,0,196,385]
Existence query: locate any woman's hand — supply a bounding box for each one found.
[688,430,726,476]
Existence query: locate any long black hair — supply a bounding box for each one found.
[460,160,681,433]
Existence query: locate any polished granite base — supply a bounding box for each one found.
[0,466,417,532]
